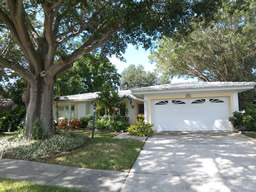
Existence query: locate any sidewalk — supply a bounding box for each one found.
[0,159,128,192]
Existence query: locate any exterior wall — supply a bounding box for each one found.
[85,102,92,115]
[232,92,239,112]
[77,103,86,119]
[125,99,136,124]
[144,90,239,124]
[54,99,137,125]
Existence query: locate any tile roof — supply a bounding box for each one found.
[59,82,256,101]
[131,82,256,93]
[59,90,143,101]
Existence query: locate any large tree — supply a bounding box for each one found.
[0,0,220,138]
[120,64,169,90]
[55,54,120,96]
[150,1,256,82]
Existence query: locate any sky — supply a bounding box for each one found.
[108,44,199,83]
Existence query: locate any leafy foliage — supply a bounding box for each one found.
[0,106,25,132]
[150,1,256,82]
[229,112,244,130]
[95,115,130,132]
[95,83,125,119]
[120,64,169,90]
[0,133,88,160]
[0,0,221,137]
[80,114,93,128]
[56,120,83,130]
[55,54,120,96]
[229,103,256,131]
[69,120,83,129]
[128,120,153,137]
[137,114,145,121]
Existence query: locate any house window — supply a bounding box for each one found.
[58,104,75,120]
[138,104,144,114]
[155,101,168,105]
[191,99,205,104]
[209,99,224,103]
[172,100,186,104]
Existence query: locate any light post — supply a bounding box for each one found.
[91,103,97,139]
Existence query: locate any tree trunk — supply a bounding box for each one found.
[24,76,55,139]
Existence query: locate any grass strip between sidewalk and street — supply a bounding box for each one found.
[0,177,84,192]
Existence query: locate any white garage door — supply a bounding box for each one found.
[151,97,232,131]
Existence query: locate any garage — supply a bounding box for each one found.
[151,97,232,131]
[131,82,256,132]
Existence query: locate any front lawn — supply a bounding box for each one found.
[243,132,256,139]
[42,131,144,171]
[0,177,83,192]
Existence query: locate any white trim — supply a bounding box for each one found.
[232,92,239,112]
[132,86,255,95]
[144,96,149,123]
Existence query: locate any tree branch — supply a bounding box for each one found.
[0,7,21,46]
[57,6,105,43]
[6,0,41,73]
[42,3,57,68]
[0,56,34,83]
[50,0,64,11]
[48,22,122,77]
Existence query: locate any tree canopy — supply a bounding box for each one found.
[0,0,221,138]
[55,54,120,96]
[150,1,256,82]
[120,64,169,90]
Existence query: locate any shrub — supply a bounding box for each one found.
[0,132,88,160]
[56,119,69,130]
[109,119,130,132]
[229,103,256,131]
[80,114,93,128]
[94,115,130,132]
[0,107,26,132]
[69,120,82,129]
[128,120,153,137]
[229,111,244,130]
[95,117,109,130]
[137,114,144,121]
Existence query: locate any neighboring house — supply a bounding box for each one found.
[54,90,144,124]
[55,82,256,132]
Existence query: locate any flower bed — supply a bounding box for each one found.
[56,119,83,130]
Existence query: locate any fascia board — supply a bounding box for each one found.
[132,86,255,95]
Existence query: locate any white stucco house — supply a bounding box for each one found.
[54,82,256,132]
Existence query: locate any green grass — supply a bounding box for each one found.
[41,131,144,171]
[0,177,83,192]
[243,132,256,139]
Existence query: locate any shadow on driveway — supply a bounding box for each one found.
[121,133,256,192]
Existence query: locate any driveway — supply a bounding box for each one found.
[121,133,256,192]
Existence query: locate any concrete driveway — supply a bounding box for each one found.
[121,133,256,192]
